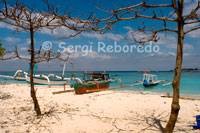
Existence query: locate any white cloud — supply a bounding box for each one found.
[124,26,151,41]
[157,52,167,56]
[150,52,176,57]
[123,26,179,49]
[147,53,155,57]
[187,29,200,38]
[184,43,194,50]
[39,26,77,37]
[184,22,199,30]
[0,22,16,30]
[168,52,176,56]
[171,0,199,17]
[183,53,190,56]
[82,32,104,40]
[152,51,190,57]
[156,34,177,49]
[105,33,123,41]
[70,51,112,59]
[184,21,200,39]
[0,14,78,38]
[25,39,31,45]
[52,41,65,44]
[1,51,30,61]
[5,37,20,44]
[81,32,123,41]
[183,0,199,16]
[19,47,28,52]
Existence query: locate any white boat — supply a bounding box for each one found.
[0,70,26,81]
[143,73,159,87]
[24,62,82,86]
[131,68,172,87]
[24,73,82,86]
[0,62,83,86]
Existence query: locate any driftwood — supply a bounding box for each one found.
[86,85,129,94]
[161,95,200,101]
[52,86,124,95]
[52,90,74,95]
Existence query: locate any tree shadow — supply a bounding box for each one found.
[132,111,192,133]
[137,111,167,133]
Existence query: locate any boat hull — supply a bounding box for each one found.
[0,75,26,81]
[143,82,159,87]
[74,81,110,94]
[26,75,69,85]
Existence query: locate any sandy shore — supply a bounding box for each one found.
[0,84,199,133]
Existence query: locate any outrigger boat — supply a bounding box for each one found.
[143,73,159,87]
[24,63,82,86]
[0,70,26,81]
[25,73,82,86]
[131,68,172,87]
[0,69,78,86]
[74,80,110,94]
[73,72,123,94]
[0,63,82,86]
[83,72,111,82]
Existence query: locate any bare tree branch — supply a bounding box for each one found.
[143,3,173,8]
[184,26,200,34]
[122,14,177,22]
[172,0,181,19]
[112,2,144,12]
[184,20,200,24]
[184,0,200,20]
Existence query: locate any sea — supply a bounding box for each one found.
[0,71,200,97]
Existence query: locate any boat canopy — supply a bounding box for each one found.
[83,72,110,81]
[143,74,158,82]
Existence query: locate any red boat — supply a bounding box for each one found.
[73,72,124,94]
[74,80,110,94]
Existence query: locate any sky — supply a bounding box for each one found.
[0,0,199,71]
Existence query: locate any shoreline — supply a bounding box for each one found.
[0,83,199,132]
[1,82,200,98]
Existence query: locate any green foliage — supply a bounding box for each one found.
[0,40,5,57]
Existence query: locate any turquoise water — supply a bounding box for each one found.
[0,71,200,97]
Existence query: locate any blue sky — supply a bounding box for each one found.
[0,0,200,71]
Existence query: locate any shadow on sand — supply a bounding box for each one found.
[133,111,192,133]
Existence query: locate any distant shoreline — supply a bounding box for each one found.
[170,68,200,72]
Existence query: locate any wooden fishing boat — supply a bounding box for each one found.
[131,68,172,87]
[142,68,159,87]
[73,72,111,94]
[83,72,111,82]
[143,73,159,87]
[74,80,110,94]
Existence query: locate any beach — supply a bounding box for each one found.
[0,84,199,133]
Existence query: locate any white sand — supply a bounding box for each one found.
[0,83,199,133]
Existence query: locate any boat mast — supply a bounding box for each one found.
[62,62,67,78]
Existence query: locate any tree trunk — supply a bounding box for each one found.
[30,27,41,116]
[165,0,184,132]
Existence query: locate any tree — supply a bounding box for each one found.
[0,0,70,116]
[68,0,199,132]
[0,40,5,57]
[0,0,93,116]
